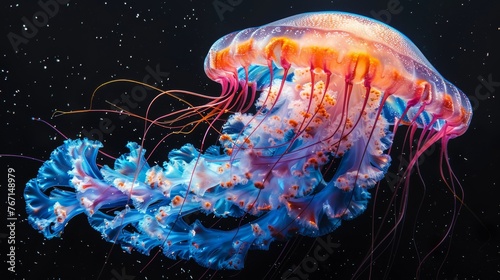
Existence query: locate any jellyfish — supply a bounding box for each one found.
[25,11,472,272]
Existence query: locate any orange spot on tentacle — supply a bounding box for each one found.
[219,134,232,141]
[288,119,299,128]
[254,182,265,190]
[171,195,184,207]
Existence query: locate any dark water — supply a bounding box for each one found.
[1,1,499,279]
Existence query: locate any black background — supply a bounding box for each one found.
[1,0,499,279]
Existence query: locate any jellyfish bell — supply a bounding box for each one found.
[204,11,471,134]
